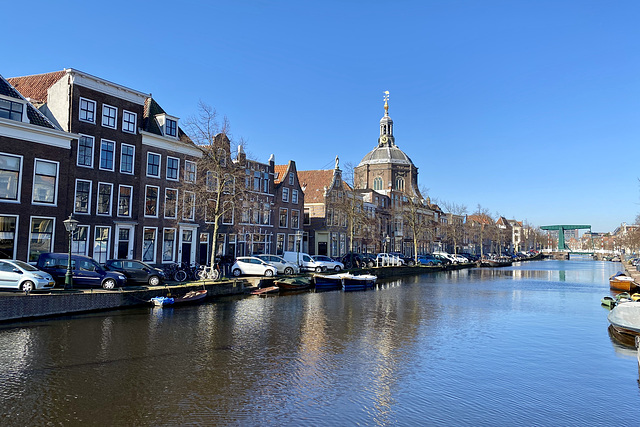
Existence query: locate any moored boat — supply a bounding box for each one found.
[608,301,640,339]
[151,289,207,306]
[601,295,616,309]
[340,273,377,291]
[479,258,513,267]
[313,274,343,291]
[609,272,637,292]
[274,277,311,291]
[250,286,279,295]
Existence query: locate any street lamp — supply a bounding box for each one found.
[385,235,390,253]
[63,214,79,289]
[295,230,303,266]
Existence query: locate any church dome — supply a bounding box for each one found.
[359,144,414,166]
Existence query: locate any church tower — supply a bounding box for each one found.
[354,92,422,200]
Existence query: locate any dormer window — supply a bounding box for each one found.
[166,118,177,137]
[0,98,25,122]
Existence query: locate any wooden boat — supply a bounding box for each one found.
[609,272,638,292]
[313,274,343,291]
[250,286,279,295]
[601,296,616,309]
[631,293,640,301]
[340,273,377,291]
[274,277,311,290]
[479,258,513,267]
[151,289,207,306]
[616,292,632,303]
[608,301,640,339]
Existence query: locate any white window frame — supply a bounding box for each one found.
[28,216,55,263]
[162,228,176,263]
[222,201,234,225]
[142,227,158,263]
[164,188,178,219]
[291,209,300,229]
[282,187,289,202]
[279,207,288,228]
[79,97,96,124]
[0,215,18,259]
[165,118,177,137]
[117,185,133,218]
[31,158,59,206]
[289,172,294,185]
[0,152,22,203]
[166,156,180,181]
[93,226,111,264]
[77,134,95,168]
[120,143,135,174]
[146,152,161,178]
[292,189,298,204]
[73,179,92,215]
[99,139,116,171]
[183,191,195,221]
[184,160,197,183]
[144,185,160,218]
[96,182,113,216]
[102,104,118,129]
[72,225,90,256]
[122,110,137,134]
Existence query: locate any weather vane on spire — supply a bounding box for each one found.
[383,90,390,115]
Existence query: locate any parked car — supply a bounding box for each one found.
[104,259,165,286]
[376,253,405,266]
[417,254,443,266]
[450,254,469,263]
[460,253,480,262]
[340,253,375,269]
[231,257,278,277]
[37,253,127,289]
[431,253,452,265]
[282,251,324,272]
[390,252,417,266]
[0,259,56,292]
[312,255,345,271]
[255,254,300,275]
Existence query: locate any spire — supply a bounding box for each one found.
[379,90,394,146]
[383,90,389,116]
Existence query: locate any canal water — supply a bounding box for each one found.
[0,258,638,426]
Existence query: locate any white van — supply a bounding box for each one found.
[282,251,324,272]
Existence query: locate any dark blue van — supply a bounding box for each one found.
[36,253,127,289]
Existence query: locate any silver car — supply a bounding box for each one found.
[0,260,56,291]
[255,254,300,275]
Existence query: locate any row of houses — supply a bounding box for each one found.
[0,69,529,267]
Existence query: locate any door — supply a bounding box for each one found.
[0,261,20,288]
[178,228,197,265]
[115,225,135,259]
[318,242,328,256]
[199,233,209,265]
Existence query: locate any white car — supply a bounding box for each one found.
[311,255,344,271]
[255,254,300,275]
[231,257,278,277]
[0,259,56,291]
[376,253,405,266]
[450,254,469,263]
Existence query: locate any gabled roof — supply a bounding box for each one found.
[0,75,57,129]
[7,70,66,104]
[274,164,289,184]
[143,97,192,144]
[468,213,494,225]
[297,169,336,203]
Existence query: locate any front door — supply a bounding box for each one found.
[115,225,134,260]
[178,228,196,265]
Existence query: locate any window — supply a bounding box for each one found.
[0,216,17,259]
[184,160,196,182]
[29,217,54,262]
[292,189,298,204]
[395,177,405,192]
[279,208,288,228]
[262,203,270,225]
[373,177,383,191]
[164,188,178,218]
[289,173,294,185]
[0,98,23,121]
[291,210,300,229]
[276,233,285,255]
[72,225,89,255]
[79,98,96,123]
[142,227,157,262]
[100,139,115,171]
[122,110,137,133]
[217,148,227,167]
[206,171,218,192]
[166,157,179,180]
[118,185,132,217]
[0,153,22,202]
[304,208,310,225]
[93,226,110,264]
[223,174,234,194]
[77,135,94,167]
[253,171,260,191]
[147,153,161,177]
[102,104,117,128]
[222,201,234,224]
[32,159,58,205]
[120,144,134,174]
[97,183,113,216]
[166,118,177,137]
[183,191,195,220]
[145,185,159,217]
[162,228,175,262]
[74,180,92,214]
[282,188,289,202]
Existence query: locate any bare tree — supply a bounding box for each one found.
[441,201,468,255]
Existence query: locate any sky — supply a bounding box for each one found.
[3,0,639,232]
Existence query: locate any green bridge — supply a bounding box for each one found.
[540,225,591,251]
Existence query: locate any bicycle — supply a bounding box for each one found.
[197,263,220,281]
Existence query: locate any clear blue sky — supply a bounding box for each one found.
[4,1,639,232]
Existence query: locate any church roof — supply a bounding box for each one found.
[359,144,414,166]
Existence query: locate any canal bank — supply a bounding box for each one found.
[0,263,477,322]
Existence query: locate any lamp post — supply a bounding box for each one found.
[295,230,303,266]
[385,235,390,253]
[63,214,79,289]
